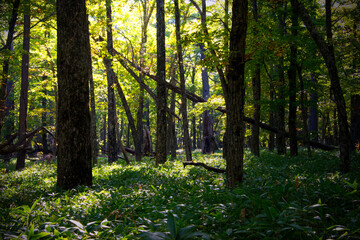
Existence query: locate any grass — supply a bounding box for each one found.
[0,149,359,239]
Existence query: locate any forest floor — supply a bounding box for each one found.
[0,149,359,239]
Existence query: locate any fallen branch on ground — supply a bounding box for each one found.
[183,161,226,173]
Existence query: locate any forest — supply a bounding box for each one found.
[0,0,360,239]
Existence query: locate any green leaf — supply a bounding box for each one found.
[167,212,177,238]
[69,219,84,229]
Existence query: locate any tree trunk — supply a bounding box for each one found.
[56,0,93,189]
[288,2,298,156]
[90,70,98,165]
[250,0,260,157]
[155,0,167,165]
[191,66,197,150]
[104,0,118,164]
[101,114,107,154]
[351,94,360,149]
[298,66,311,157]
[292,0,351,172]
[16,0,31,170]
[309,73,319,142]
[0,0,20,136]
[175,0,192,162]
[276,62,286,155]
[222,0,248,187]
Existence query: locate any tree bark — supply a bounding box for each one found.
[155,0,167,165]
[175,0,192,162]
[56,0,93,189]
[351,94,360,149]
[104,0,118,164]
[16,0,31,170]
[298,66,311,157]
[309,73,319,142]
[292,0,351,172]
[222,0,248,187]
[0,0,20,136]
[288,2,298,156]
[90,71,98,165]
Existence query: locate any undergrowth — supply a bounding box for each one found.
[0,149,359,239]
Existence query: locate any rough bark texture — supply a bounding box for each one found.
[175,0,192,162]
[351,94,360,149]
[288,3,298,156]
[292,0,351,172]
[222,0,248,187]
[104,0,118,164]
[276,62,286,155]
[155,0,167,165]
[56,0,93,189]
[0,0,20,136]
[16,0,31,170]
[298,66,311,157]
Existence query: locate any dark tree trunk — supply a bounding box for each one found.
[16,0,30,170]
[351,94,360,149]
[41,78,49,154]
[104,0,118,164]
[175,0,192,162]
[222,0,248,187]
[90,71,98,165]
[292,0,351,172]
[101,114,107,154]
[0,0,20,136]
[298,66,311,157]
[56,0,93,189]
[309,73,319,142]
[155,0,167,165]
[269,80,275,151]
[250,0,260,157]
[288,2,298,156]
[276,62,286,155]
[168,78,177,159]
[191,66,197,150]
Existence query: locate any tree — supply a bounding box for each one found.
[0,0,20,136]
[16,0,31,170]
[56,0,93,189]
[174,0,192,162]
[222,0,248,187]
[250,0,260,157]
[351,94,360,149]
[292,0,352,172]
[155,0,167,165]
[104,0,118,164]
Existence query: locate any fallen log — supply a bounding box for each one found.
[0,127,54,155]
[183,161,226,173]
[113,49,336,151]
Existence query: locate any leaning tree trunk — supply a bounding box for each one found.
[155,0,167,165]
[292,0,351,172]
[56,0,93,189]
[222,0,248,187]
[16,0,30,170]
[0,0,20,136]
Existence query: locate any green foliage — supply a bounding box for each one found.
[1,150,359,239]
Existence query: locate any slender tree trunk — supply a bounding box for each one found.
[175,0,192,162]
[250,0,260,157]
[101,114,107,154]
[104,0,117,164]
[0,0,20,136]
[41,77,49,154]
[292,0,351,172]
[298,66,311,157]
[222,0,248,187]
[309,73,319,142]
[56,0,93,189]
[351,94,360,149]
[16,0,30,170]
[155,0,167,165]
[191,66,197,150]
[90,72,98,165]
[269,79,275,151]
[276,62,286,155]
[288,2,298,156]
